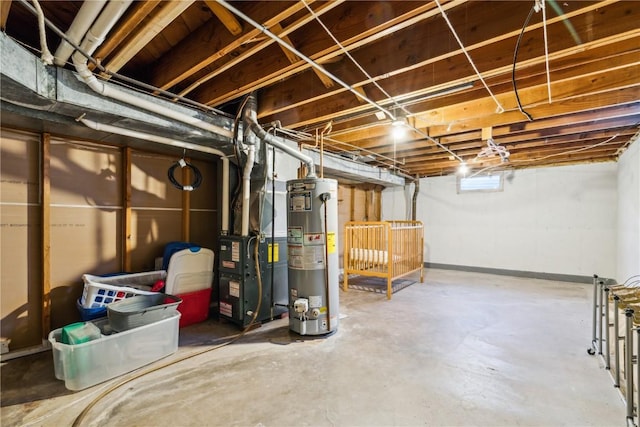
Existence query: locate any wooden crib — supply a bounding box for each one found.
[343,220,424,299]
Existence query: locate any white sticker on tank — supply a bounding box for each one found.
[309,295,322,308]
[304,232,324,246]
[288,245,324,270]
[291,194,307,211]
[288,227,303,244]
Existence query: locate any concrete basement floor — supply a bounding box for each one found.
[1,269,625,426]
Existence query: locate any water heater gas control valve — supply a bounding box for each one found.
[293,298,309,313]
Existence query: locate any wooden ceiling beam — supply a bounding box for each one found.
[255,1,633,126]
[149,2,313,90]
[190,0,456,106]
[103,0,194,73]
[328,88,640,151]
[271,22,334,89]
[91,1,162,67]
[400,135,630,165]
[204,0,242,36]
[414,152,619,177]
[373,127,638,162]
[1,0,11,31]
[174,1,344,98]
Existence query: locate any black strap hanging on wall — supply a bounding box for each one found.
[168,153,203,191]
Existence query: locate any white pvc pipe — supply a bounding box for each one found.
[78,117,230,234]
[243,96,316,178]
[241,145,255,236]
[71,1,234,140]
[53,0,107,66]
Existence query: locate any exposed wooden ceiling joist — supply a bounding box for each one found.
[3,0,638,178]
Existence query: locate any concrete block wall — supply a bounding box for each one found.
[383,161,621,280]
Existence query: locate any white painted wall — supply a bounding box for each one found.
[382,162,618,278]
[617,138,640,282]
[381,183,413,220]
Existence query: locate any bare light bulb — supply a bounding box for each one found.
[458,162,469,175]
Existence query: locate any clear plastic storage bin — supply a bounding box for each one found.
[49,312,180,391]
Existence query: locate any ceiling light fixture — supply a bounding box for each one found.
[457,162,469,175]
[476,138,510,163]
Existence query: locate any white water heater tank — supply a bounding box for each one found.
[286,177,339,335]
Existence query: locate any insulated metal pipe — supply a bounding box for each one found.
[243,94,316,178]
[71,0,233,140]
[240,144,255,236]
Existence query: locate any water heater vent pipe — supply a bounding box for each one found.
[243,94,316,179]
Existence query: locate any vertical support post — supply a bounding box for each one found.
[625,308,634,421]
[182,158,191,242]
[122,147,132,272]
[41,133,51,339]
[349,185,355,221]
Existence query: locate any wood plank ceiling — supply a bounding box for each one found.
[3,0,639,178]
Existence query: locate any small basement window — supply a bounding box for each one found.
[457,172,504,193]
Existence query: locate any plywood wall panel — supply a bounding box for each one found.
[130,209,182,271]
[50,138,121,207]
[0,205,42,348]
[1,129,42,350]
[189,159,218,210]
[131,152,182,208]
[48,139,123,329]
[1,128,223,349]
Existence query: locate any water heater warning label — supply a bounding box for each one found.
[288,245,324,270]
[327,232,336,254]
[290,192,311,211]
[287,227,303,244]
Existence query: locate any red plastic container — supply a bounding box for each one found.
[176,287,212,327]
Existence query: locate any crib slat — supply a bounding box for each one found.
[343,220,424,299]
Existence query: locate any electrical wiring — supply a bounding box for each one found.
[30,0,54,65]
[72,240,265,427]
[434,0,505,114]
[301,0,465,164]
[510,132,623,164]
[167,158,203,191]
[541,0,552,103]
[217,0,464,166]
[513,4,536,121]
[466,126,638,178]
[16,0,232,118]
[71,328,253,427]
[475,138,510,163]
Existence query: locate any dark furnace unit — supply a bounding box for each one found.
[218,236,288,327]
